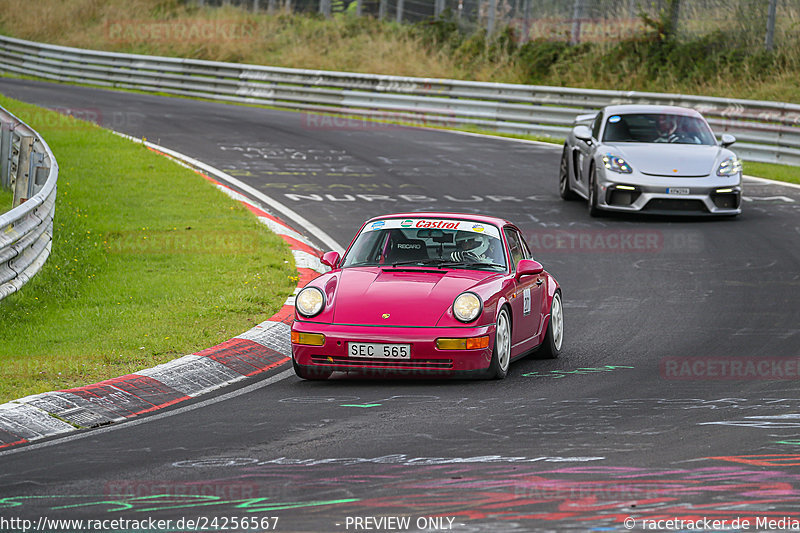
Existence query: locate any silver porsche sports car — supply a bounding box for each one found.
[559,104,742,216]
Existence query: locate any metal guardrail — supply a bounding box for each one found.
[0,104,58,301]
[1,34,798,167]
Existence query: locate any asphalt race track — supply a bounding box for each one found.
[2,78,800,532]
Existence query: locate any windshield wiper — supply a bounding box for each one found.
[387,259,502,270]
[388,259,454,267]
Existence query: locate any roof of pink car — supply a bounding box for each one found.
[364,212,514,228]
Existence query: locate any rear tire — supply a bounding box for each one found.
[293,358,333,380]
[559,146,578,200]
[487,308,511,379]
[537,291,563,359]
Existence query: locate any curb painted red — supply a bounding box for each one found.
[0,155,324,450]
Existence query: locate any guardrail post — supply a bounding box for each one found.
[570,0,583,44]
[0,120,11,191]
[434,0,444,18]
[320,0,331,17]
[12,135,33,208]
[667,0,681,37]
[8,131,20,196]
[521,0,531,44]
[396,0,405,23]
[29,149,48,197]
[765,0,778,51]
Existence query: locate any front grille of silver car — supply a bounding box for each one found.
[711,193,739,209]
[608,189,640,206]
[643,199,707,213]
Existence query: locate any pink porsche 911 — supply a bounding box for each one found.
[291,213,563,380]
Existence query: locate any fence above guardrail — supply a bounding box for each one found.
[0,104,58,301]
[1,34,798,166]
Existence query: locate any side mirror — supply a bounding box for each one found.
[320,251,340,269]
[720,133,736,148]
[573,125,593,144]
[516,259,544,280]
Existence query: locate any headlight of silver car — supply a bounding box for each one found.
[295,286,325,318]
[716,156,742,176]
[453,292,482,323]
[602,154,633,174]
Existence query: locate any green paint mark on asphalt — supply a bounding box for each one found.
[775,440,800,446]
[522,365,634,378]
[340,403,382,408]
[45,494,361,513]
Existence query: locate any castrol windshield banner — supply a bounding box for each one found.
[362,218,501,239]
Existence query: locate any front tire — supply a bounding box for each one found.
[559,146,579,200]
[587,165,602,217]
[488,307,511,379]
[537,291,563,359]
[293,358,333,380]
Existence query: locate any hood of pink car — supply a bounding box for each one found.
[332,267,498,327]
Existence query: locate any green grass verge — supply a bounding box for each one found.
[0,186,11,214]
[0,95,297,404]
[745,161,800,185]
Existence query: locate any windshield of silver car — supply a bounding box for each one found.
[602,113,717,145]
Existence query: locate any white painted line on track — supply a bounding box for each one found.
[412,124,563,149]
[744,174,800,190]
[0,369,295,458]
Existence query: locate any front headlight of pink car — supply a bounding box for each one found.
[296,286,325,318]
[453,292,482,323]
